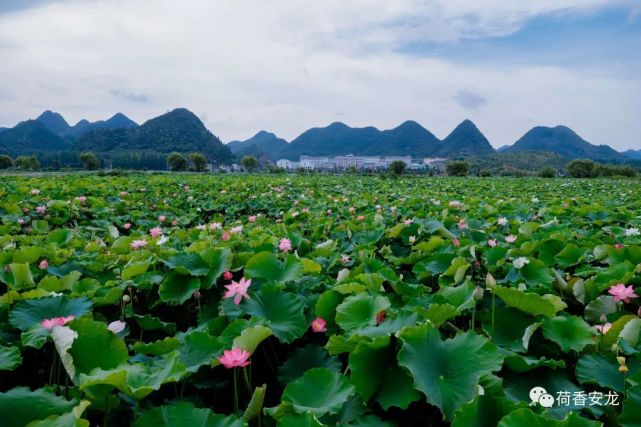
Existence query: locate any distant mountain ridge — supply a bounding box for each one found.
[1,109,634,165]
[504,125,626,161]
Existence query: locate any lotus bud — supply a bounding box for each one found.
[122,294,131,303]
[193,290,201,299]
[485,272,496,289]
[600,314,607,323]
[474,285,484,301]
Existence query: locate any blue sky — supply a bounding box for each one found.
[0,0,639,150]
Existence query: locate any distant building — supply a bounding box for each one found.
[300,156,333,170]
[276,159,300,170]
[423,157,447,170]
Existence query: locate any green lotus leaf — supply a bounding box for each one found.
[12,246,41,264]
[281,367,356,416]
[480,307,534,352]
[335,293,391,332]
[497,408,601,426]
[348,336,420,410]
[584,295,617,323]
[493,286,566,317]
[576,353,636,393]
[122,261,151,280]
[397,324,504,420]
[0,387,77,427]
[178,331,223,372]
[520,258,554,287]
[133,337,180,356]
[452,393,519,427]
[502,350,565,373]
[278,345,341,384]
[244,252,302,283]
[9,296,92,331]
[314,290,343,328]
[79,351,185,401]
[618,384,641,427]
[245,286,306,343]
[161,253,210,276]
[0,345,22,370]
[232,325,272,354]
[158,272,201,305]
[277,413,326,427]
[26,400,91,427]
[541,315,595,353]
[200,247,232,288]
[132,402,245,427]
[68,318,129,377]
[414,303,458,327]
[8,262,36,289]
[133,314,177,333]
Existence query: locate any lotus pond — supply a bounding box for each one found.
[1,174,641,426]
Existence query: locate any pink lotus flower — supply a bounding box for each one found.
[376,311,386,324]
[36,206,46,214]
[149,227,163,238]
[311,317,327,333]
[349,207,356,213]
[218,348,251,369]
[39,259,48,270]
[595,323,612,335]
[409,236,416,244]
[279,238,292,253]
[505,235,517,243]
[390,206,397,213]
[453,238,460,247]
[108,320,126,333]
[75,196,87,203]
[209,222,222,230]
[158,215,166,222]
[404,219,413,226]
[341,255,351,264]
[488,239,497,247]
[326,209,332,215]
[230,226,243,234]
[119,191,128,197]
[17,218,24,225]
[123,223,131,229]
[615,243,624,250]
[41,316,75,330]
[248,215,257,222]
[223,271,233,281]
[221,231,230,241]
[357,215,365,221]
[497,217,508,226]
[171,220,178,226]
[31,189,40,195]
[130,239,148,250]
[458,219,467,230]
[302,208,309,213]
[224,277,251,305]
[608,284,638,303]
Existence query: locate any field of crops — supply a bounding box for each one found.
[1,173,641,426]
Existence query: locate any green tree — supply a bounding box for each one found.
[189,152,208,172]
[446,160,470,177]
[15,155,40,170]
[566,159,597,178]
[79,152,100,170]
[241,155,259,172]
[478,168,492,177]
[389,160,407,175]
[167,152,188,171]
[538,167,556,178]
[0,154,13,169]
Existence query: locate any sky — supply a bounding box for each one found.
[0,0,640,150]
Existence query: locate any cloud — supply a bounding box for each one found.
[0,0,639,150]
[454,89,487,111]
[109,89,149,103]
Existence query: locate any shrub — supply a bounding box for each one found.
[167,152,188,171]
[79,152,100,170]
[538,167,556,178]
[390,160,407,175]
[446,161,470,177]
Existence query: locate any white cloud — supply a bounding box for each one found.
[0,0,639,149]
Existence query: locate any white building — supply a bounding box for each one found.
[423,157,447,167]
[300,156,333,170]
[276,159,300,170]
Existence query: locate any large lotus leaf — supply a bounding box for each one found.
[576,354,636,393]
[618,384,641,427]
[51,325,79,380]
[178,331,224,373]
[12,246,42,264]
[161,253,210,276]
[480,307,534,352]
[493,286,566,318]
[277,413,326,427]
[281,367,356,416]
[232,325,272,354]
[134,337,180,356]
[502,350,565,373]
[397,324,504,420]
[555,245,589,268]
[414,303,458,328]
[122,261,151,280]
[520,258,554,287]
[26,400,91,427]
[451,393,519,427]
[133,314,177,333]
[79,352,185,400]
[132,402,245,427]
[245,286,306,343]
[244,252,302,283]
[335,293,391,332]
[158,272,201,305]
[348,336,420,410]
[352,310,418,339]
[278,345,341,384]
[541,315,594,353]
[9,296,92,331]
[0,387,77,427]
[602,315,637,350]
[200,247,232,288]
[584,296,617,323]
[0,345,21,370]
[498,408,601,426]
[68,318,129,377]
[7,262,36,289]
[314,290,343,328]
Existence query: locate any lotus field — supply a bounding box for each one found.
[2,174,641,427]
